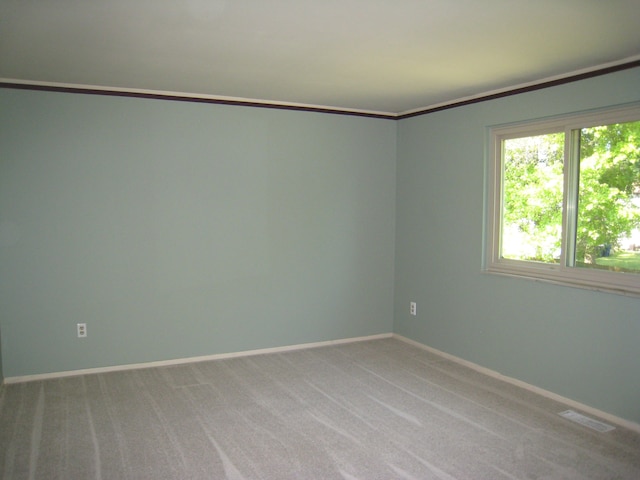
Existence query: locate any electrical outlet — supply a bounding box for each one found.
[77,323,87,338]
[410,302,417,316]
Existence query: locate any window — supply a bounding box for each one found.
[486,104,640,295]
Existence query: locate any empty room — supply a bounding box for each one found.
[1,1,639,479]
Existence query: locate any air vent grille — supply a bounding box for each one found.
[558,410,615,432]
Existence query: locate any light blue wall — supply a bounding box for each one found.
[0,89,396,377]
[2,67,639,425]
[394,67,640,423]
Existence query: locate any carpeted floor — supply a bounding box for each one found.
[1,338,639,479]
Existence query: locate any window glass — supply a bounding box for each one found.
[576,121,640,273]
[502,133,564,263]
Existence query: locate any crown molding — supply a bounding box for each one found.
[2,56,639,120]
[397,56,640,119]
[0,79,396,120]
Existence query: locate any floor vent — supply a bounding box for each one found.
[558,410,615,432]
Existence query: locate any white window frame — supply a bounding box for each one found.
[486,103,640,296]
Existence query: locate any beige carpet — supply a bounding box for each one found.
[1,338,639,479]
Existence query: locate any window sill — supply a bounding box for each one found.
[483,265,640,298]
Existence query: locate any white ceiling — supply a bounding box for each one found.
[1,0,639,116]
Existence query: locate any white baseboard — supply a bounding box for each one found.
[393,334,640,434]
[6,331,637,434]
[3,333,393,385]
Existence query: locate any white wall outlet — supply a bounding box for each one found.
[77,323,87,338]
[410,302,417,316]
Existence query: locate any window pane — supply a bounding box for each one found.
[502,133,564,263]
[576,120,640,274]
